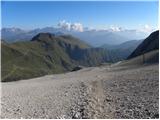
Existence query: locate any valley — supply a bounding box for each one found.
[1,29,159,119]
[1,30,158,82]
[1,26,159,119]
[1,33,133,82]
[1,1,159,119]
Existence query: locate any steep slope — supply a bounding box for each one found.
[2,33,124,82]
[128,30,159,59]
[2,42,70,82]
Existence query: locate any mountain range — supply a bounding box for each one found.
[101,40,143,59]
[1,27,150,46]
[1,33,125,82]
[1,30,159,82]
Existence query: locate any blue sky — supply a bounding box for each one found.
[1,1,158,30]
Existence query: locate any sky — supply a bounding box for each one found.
[1,1,159,30]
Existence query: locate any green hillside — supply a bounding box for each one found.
[2,33,123,82]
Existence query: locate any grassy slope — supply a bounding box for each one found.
[1,34,94,82]
[2,33,131,82]
[2,42,69,82]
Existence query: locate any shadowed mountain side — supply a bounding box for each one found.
[128,30,159,59]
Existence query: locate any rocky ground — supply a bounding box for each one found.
[0,64,159,119]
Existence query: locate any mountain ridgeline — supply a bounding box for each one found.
[127,31,159,64]
[1,27,149,46]
[2,30,159,82]
[101,40,143,59]
[120,30,159,65]
[128,30,159,59]
[2,33,123,82]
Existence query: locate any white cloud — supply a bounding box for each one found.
[138,24,154,33]
[144,24,150,29]
[109,25,123,32]
[58,20,71,30]
[57,21,155,34]
[58,20,83,32]
[71,23,83,32]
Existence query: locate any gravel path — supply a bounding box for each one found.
[1,64,159,119]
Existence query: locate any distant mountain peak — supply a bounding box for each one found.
[1,27,26,33]
[1,27,153,46]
